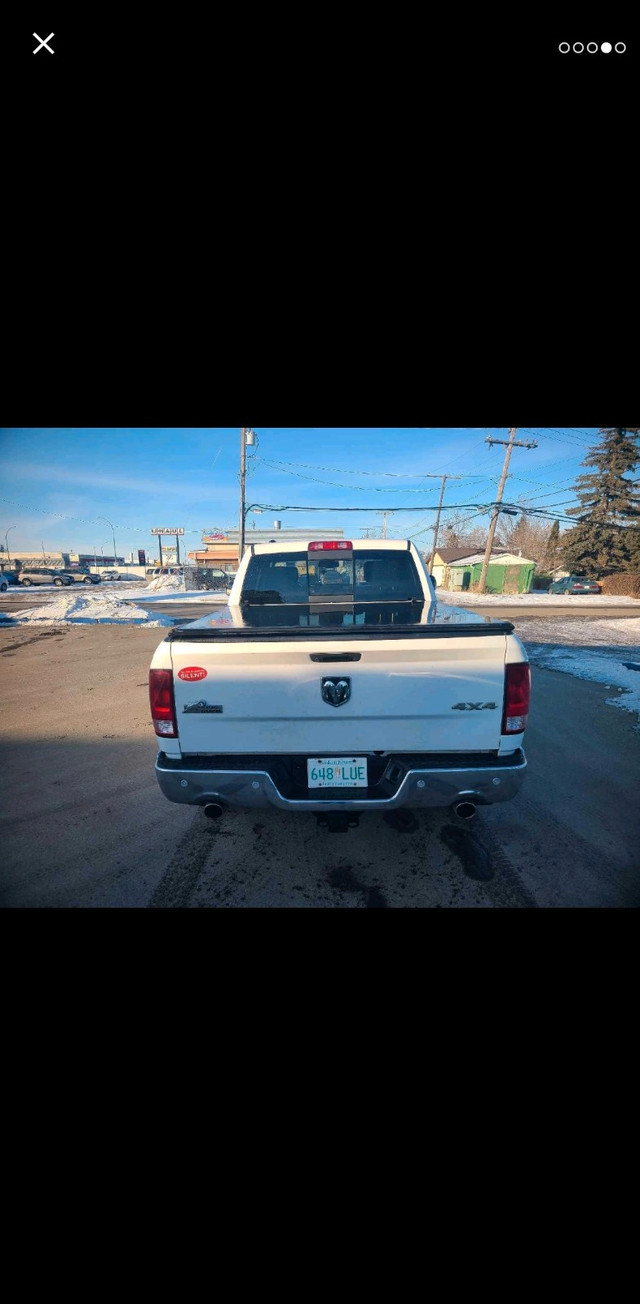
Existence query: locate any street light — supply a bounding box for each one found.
[97,516,117,567]
[5,526,16,566]
[93,542,109,571]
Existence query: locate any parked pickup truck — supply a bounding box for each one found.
[149,540,530,829]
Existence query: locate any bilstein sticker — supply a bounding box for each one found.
[178,667,208,682]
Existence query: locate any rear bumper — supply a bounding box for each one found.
[155,749,527,813]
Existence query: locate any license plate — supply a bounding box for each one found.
[307,758,368,789]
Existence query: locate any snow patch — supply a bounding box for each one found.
[524,644,640,725]
[437,589,638,607]
[514,617,640,648]
[132,589,228,604]
[506,616,640,726]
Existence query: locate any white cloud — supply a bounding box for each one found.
[2,463,238,502]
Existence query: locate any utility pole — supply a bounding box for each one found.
[377,510,394,539]
[238,428,256,568]
[477,429,538,592]
[429,476,447,576]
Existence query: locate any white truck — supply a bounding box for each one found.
[149,540,530,830]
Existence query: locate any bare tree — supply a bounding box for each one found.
[441,513,493,551]
[497,510,557,566]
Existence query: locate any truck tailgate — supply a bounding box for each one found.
[171,635,509,754]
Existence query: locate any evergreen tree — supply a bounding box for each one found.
[627,527,640,572]
[560,428,640,575]
[540,519,563,574]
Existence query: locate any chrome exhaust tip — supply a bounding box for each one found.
[204,802,226,820]
[453,801,477,820]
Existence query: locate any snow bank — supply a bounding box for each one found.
[145,574,186,593]
[7,590,175,627]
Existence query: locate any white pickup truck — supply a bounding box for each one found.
[149,540,530,829]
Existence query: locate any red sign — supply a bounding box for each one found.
[178,667,208,682]
[138,550,146,566]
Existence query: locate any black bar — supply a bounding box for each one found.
[167,622,515,643]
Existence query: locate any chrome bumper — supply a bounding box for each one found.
[155,751,527,813]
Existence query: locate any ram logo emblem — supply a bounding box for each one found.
[322,678,351,708]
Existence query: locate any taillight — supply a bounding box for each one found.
[502,663,531,735]
[149,669,178,738]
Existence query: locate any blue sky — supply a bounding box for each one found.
[0,427,599,559]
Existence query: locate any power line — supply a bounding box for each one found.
[258,457,467,479]
[254,461,467,494]
[520,428,594,449]
[244,502,500,514]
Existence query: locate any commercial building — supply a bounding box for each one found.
[77,554,126,568]
[1,550,80,571]
[189,528,345,575]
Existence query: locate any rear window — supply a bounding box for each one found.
[243,550,423,603]
[240,550,426,628]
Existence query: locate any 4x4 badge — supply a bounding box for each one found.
[452,702,497,711]
[183,701,223,714]
[321,678,351,708]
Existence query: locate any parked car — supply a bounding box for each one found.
[146,566,184,579]
[19,567,74,587]
[101,570,122,581]
[61,569,102,584]
[548,575,602,595]
[0,570,20,592]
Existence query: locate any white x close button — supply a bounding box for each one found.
[33,32,54,54]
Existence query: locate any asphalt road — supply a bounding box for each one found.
[2,590,639,625]
[1,623,639,908]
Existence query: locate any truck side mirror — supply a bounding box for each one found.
[431,577,438,589]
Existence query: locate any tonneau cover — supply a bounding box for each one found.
[167,602,515,641]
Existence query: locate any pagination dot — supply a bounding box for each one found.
[601,42,612,52]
